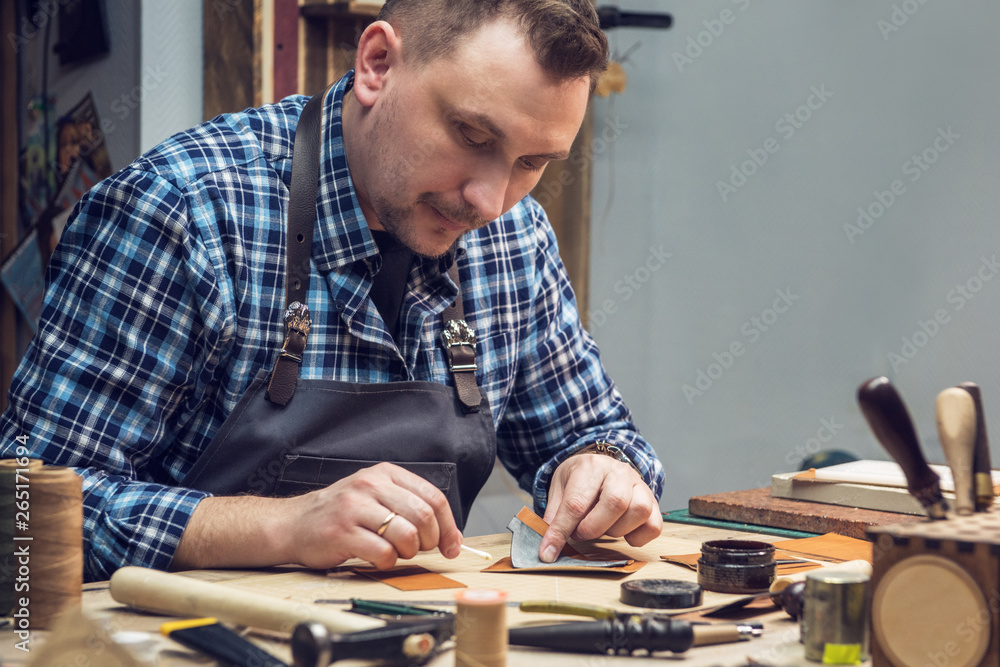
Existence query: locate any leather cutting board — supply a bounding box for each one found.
[688,487,924,539]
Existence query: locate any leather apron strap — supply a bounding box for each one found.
[442,263,483,413]
[266,87,323,406]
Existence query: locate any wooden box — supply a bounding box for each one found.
[867,514,1000,667]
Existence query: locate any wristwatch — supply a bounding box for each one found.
[573,441,642,475]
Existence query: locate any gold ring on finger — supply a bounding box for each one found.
[376,511,397,537]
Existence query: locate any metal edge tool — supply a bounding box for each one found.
[958,382,994,511]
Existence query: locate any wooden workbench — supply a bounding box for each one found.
[0,522,857,666]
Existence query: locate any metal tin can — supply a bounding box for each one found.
[697,539,776,594]
[801,570,871,664]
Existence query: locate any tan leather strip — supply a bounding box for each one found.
[352,565,467,591]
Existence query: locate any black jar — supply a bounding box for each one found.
[697,539,776,594]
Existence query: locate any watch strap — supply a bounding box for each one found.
[572,441,642,476]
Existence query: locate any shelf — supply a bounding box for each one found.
[299,0,383,19]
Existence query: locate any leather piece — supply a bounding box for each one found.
[352,565,466,591]
[487,507,644,573]
[507,515,628,569]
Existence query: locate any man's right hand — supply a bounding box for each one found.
[171,462,463,571]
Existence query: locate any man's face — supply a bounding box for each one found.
[353,19,592,258]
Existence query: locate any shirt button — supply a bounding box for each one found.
[334,300,346,312]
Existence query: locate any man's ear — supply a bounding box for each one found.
[353,21,402,108]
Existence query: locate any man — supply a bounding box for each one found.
[0,0,665,581]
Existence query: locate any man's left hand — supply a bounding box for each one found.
[540,453,662,562]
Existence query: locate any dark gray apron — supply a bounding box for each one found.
[183,89,496,529]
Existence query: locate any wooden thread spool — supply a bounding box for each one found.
[24,466,83,628]
[0,458,44,616]
[455,588,508,667]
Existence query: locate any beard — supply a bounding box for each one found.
[370,191,490,259]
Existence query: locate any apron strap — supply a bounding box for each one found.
[442,262,484,413]
[266,88,325,406]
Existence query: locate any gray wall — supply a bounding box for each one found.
[587,0,1000,513]
[139,0,203,153]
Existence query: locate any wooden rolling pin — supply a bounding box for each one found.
[109,566,383,635]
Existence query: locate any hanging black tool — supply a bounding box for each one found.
[597,6,673,30]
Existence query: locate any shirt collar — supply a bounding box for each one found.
[312,71,379,273]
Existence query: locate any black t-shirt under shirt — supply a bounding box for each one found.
[369,230,414,342]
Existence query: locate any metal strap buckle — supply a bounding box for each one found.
[284,301,312,336]
[442,319,477,372]
[279,301,311,365]
[278,350,303,363]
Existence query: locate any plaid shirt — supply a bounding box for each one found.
[0,73,664,581]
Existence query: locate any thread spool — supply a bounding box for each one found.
[0,457,44,616]
[769,559,873,619]
[455,588,507,667]
[23,466,84,628]
[801,569,871,664]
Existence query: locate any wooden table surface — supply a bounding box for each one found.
[0,521,865,666]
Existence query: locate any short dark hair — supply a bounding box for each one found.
[377,0,608,90]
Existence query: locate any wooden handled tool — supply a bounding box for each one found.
[958,382,994,511]
[936,387,977,515]
[109,566,383,635]
[857,377,947,519]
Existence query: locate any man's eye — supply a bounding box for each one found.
[459,126,490,148]
[519,158,544,172]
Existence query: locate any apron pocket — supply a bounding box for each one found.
[276,455,461,518]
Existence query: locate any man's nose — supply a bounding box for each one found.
[461,163,511,223]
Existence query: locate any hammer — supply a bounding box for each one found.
[111,567,452,665]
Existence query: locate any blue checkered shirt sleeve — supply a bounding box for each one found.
[0,168,222,581]
[493,201,665,511]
